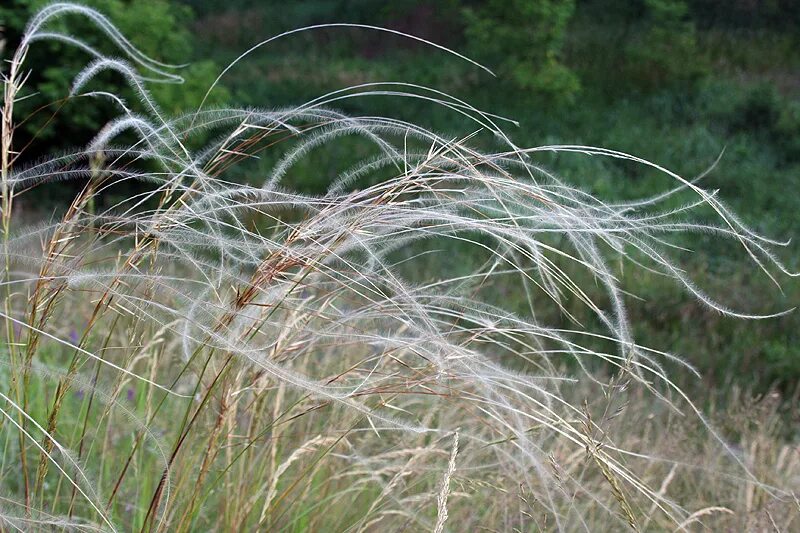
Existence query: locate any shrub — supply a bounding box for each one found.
[625,0,707,89]
[463,0,580,103]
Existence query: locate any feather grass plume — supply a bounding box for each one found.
[0,3,797,531]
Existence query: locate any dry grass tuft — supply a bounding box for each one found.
[0,3,796,531]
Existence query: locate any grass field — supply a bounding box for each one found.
[0,2,798,531]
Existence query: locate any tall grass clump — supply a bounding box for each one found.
[0,3,797,531]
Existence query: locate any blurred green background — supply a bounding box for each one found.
[2,0,798,395]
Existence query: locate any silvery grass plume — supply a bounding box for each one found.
[0,3,797,532]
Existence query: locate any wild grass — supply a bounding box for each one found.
[0,3,797,531]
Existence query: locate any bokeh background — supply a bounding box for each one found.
[2,0,798,398]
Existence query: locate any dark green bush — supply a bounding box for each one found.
[463,0,580,103]
[0,0,227,156]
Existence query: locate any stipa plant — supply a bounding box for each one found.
[1,3,798,531]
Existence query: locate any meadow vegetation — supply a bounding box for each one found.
[0,1,798,531]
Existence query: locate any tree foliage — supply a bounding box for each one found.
[0,0,227,155]
[463,0,579,103]
[625,0,705,88]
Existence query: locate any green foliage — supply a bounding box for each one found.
[625,0,706,88]
[690,0,800,31]
[776,100,800,161]
[1,0,227,153]
[727,84,782,134]
[703,80,800,166]
[463,0,580,103]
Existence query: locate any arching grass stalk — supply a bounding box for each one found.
[1,21,31,512]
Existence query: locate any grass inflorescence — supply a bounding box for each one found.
[0,4,797,531]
